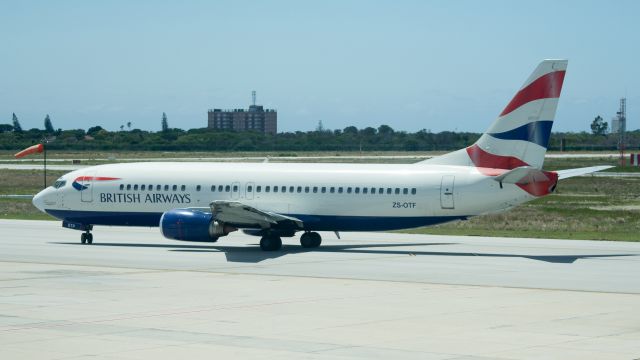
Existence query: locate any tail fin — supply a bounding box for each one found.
[422,59,567,170]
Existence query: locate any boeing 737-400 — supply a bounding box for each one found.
[32,59,611,250]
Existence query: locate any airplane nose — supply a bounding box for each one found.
[32,190,46,213]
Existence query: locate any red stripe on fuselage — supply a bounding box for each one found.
[74,176,121,182]
[500,70,565,117]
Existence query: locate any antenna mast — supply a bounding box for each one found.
[617,98,627,167]
[252,90,256,106]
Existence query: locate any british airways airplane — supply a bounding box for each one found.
[32,60,610,251]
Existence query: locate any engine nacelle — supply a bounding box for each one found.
[160,209,235,242]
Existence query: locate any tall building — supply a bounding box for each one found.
[207,93,277,134]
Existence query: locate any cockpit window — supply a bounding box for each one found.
[53,179,66,189]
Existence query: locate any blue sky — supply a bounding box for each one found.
[1,0,637,133]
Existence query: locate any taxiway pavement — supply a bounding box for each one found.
[1,219,639,359]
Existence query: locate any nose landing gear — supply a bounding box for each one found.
[80,227,93,245]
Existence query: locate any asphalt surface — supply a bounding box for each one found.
[1,219,639,359]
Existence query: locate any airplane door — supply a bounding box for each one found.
[245,182,254,200]
[80,174,94,202]
[231,181,240,200]
[440,175,455,209]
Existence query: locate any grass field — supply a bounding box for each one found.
[1,155,638,241]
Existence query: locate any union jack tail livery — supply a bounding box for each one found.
[423,59,568,170]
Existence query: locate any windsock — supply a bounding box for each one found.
[14,143,44,158]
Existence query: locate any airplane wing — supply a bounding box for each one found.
[210,200,304,230]
[555,165,613,180]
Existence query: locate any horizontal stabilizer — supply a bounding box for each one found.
[493,166,551,184]
[556,166,613,180]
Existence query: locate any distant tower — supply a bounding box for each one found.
[614,98,627,166]
[252,90,256,106]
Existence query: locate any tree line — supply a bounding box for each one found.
[1,113,638,152]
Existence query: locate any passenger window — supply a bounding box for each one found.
[304,186,309,193]
[379,188,384,194]
[321,187,326,193]
[363,188,368,194]
[338,187,343,194]
[127,184,131,190]
[141,185,145,191]
[330,187,335,193]
[347,187,352,194]
[233,185,238,192]
[172,185,177,191]
[387,188,392,194]
[119,184,124,190]
[289,186,294,193]
[218,185,223,192]
[149,184,153,191]
[266,186,271,192]
[273,186,278,193]
[164,185,169,191]
[196,185,201,191]
[211,185,216,192]
[281,186,286,193]
[313,187,318,193]
[156,185,161,191]
[403,188,408,195]
[247,185,252,192]
[411,188,417,195]
[181,185,186,191]
[395,188,400,195]
[225,185,230,192]
[371,187,376,194]
[297,186,302,193]
[134,185,139,190]
[257,186,262,192]
[355,187,360,194]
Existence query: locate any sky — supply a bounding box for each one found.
[1,0,638,133]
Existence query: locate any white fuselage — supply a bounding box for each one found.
[33,161,534,231]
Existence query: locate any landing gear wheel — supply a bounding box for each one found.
[260,235,282,251]
[81,233,87,244]
[86,233,93,244]
[300,232,322,248]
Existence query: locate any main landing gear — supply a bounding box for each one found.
[258,231,322,251]
[260,234,282,251]
[300,231,322,248]
[80,227,93,245]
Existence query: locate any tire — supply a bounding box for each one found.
[300,233,314,248]
[81,233,87,244]
[260,236,282,251]
[86,233,93,244]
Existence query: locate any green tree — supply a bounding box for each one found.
[590,115,608,136]
[0,124,13,132]
[87,126,104,136]
[161,112,169,132]
[44,114,54,133]
[126,122,132,131]
[378,124,394,134]
[12,113,22,132]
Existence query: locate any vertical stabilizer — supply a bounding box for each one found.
[421,59,567,169]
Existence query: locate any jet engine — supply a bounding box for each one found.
[160,209,235,242]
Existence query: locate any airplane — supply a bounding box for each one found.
[32,59,611,251]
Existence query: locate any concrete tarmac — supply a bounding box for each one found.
[1,219,639,359]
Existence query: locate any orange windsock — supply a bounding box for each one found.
[14,143,44,158]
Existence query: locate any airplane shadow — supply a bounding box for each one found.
[49,241,636,264]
